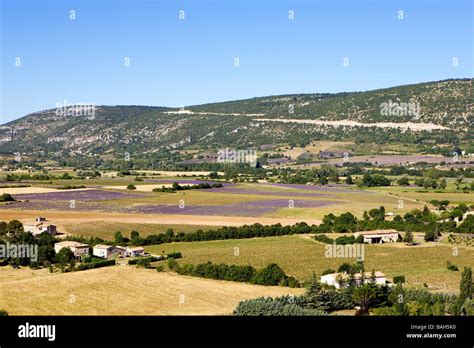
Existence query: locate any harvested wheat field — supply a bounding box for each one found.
[0,210,321,228]
[0,266,303,315]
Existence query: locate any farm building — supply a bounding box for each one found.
[93,245,115,259]
[321,271,386,289]
[25,223,57,236]
[113,246,145,258]
[126,247,145,257]
[54,241,89,258]
[354,229,399,244]
[114,246,128,258]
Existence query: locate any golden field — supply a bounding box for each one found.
[0,266,303,315]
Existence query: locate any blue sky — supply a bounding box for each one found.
[0,0,472,123]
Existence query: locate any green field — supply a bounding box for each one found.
[145,234,474,292]
[63,221,221,239]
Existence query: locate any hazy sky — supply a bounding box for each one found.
[0,0,472,123]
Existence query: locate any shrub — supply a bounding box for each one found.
[136,258,151,268]
[337,262,363,274]
[335,235,355,245]
[279,276,301,288]
[355,235,365,244]
[362,174,391,187]
[403,231,414,243]
[0,193,15,202]
[76,259,115,271]
[176,261,297,287]
[393,275,406,284]
[128,256,160,265]
[447,261,459,272]
[397,176,410,186]
[424,230,436,242]
[251,263,287,286]
[233,296,326,316]
[371,306,402,316]
[313,234,334,244]
[167,257,179,271]
[457,215,474,233]
[126,184,136,190]
[156,265,164,272]
[305,287,354,312]
[166,251,182,259]
[29,262,40,270]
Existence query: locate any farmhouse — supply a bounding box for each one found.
[113,246,128,258]
[354,229,399,244]
[93,244,115,259]
[321,271,386,289]
[25,223,57,236]
[126,247,145,257]
[54,241,89,258]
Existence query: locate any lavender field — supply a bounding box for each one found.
[204,186,337,198]
[0,186,341,217]
[134,199,339,217]
[11,189,146,201]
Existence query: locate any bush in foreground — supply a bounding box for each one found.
[233,296,326,316]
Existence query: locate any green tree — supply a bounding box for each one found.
[439,178,447,190]
[424,230,436,242]
[370,269,376,284]
[5,220,24,235]
[55,248,74,266]
[0,193,15,202]
[251,263,287,286]
[60,172,72,180]
[345,175,354,185]
[114,231,124,245]
[403,231,414,243]
[352,284,376,315]
[457,267,472,315]
[38,245,55,264]
[167,257,179,271]
[397,176,410,186]
[130,230,141,245]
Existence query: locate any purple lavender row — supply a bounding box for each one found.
[11,189,147,201]
[203,186,336,198]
